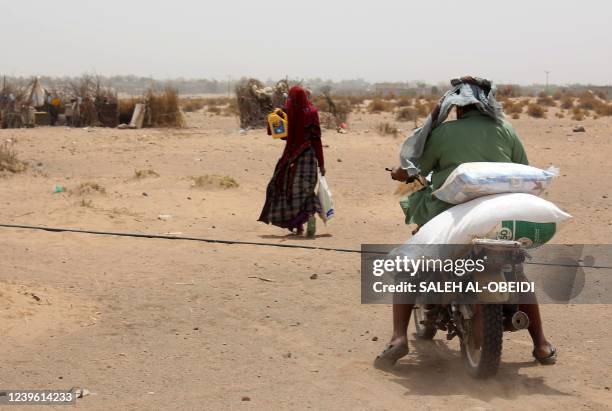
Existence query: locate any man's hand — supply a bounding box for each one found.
[390,167,409,182]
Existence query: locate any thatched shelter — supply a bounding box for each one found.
[235,79,288,129]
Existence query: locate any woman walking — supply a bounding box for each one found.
[258,86,325,236]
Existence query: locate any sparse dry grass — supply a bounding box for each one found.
[190,175,239,189]
[72,181,106,195]
[395,106,418,122]
[80,198,94,208]
[134,169,160,179]
[0,142,27,174]
[376,122,400,137]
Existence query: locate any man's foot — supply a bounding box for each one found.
[374,337,408,370]
[533,343,557,365]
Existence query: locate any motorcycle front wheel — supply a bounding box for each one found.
[460,304,503,379]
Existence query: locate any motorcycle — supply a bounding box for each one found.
[412,238,532,379]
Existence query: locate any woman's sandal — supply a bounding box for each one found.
[533,344,557,365]
[373,343,409,370]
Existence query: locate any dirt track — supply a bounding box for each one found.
[1,110,611,410]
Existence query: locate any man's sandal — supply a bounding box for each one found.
[373,343,409,370]
[533,345,557,365]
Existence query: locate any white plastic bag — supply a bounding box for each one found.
[433,162,558,204]
[407,193,571,245]
[317,173,334,222]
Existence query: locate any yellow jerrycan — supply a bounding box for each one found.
[267,109,288,139]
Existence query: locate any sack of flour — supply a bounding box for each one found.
[407,193,571,246]
[433,162,558,204]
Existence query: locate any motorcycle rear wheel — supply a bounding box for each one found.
[460,304,503,379]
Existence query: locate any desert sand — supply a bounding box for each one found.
[1,109,611,410]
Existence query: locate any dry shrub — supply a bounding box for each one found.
[572,107,585,121]
[537,92,556,107]
[527,103,546,118]
[552,90,563,100]
[0,142,27,173]
[145,87,186,128]
[560,96,574,110]
[134,169,159,179]
[368,98,394,113]
[376,122,400,137]
[498,85,521,98]
[190,175,239,189]
[181,98,206,112]
[555,112,565,119]
[207,105,221,115]
[414,101,430,117]
[511,113,520,119]
[72,181,106,195]
[312,92,351,127]
[396,106,418,122]
[397,96,412,107]
[503,100,523,115]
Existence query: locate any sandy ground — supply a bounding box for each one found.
[1,109,611,410]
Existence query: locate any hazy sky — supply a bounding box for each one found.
[3,1,611,85]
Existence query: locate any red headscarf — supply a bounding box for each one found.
[282,86,320,162]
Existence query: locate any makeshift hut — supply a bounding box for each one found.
[235,79,288,129]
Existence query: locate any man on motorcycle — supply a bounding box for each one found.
[374,77,557,369]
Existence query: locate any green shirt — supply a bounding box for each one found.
[401,110,529,226]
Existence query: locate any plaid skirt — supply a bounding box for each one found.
[258,147,319,230]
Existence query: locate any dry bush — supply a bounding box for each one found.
[503,100,523,115]
[346,95,365,105]
[376,122,400,137]
[552,90,563,100]
[526,103,546,118]
[80,199,94,208]
[190,175,239,189]
[396,96,412,107]
[577,91,598,111]
[571,107,585,121]
[368,98,395,113]
[72,181,106,195]
[536,92,556,107]
[181,98,206,112]
[498,85,521,98]
[134,169,159,179]
[0,142,27,173]
[555,112,565,119]
[511,113,520,119]
[207,105,221,115]
[596,103,612,116]
[396,106,418,122]
[560,96,574,110]
[312,93,351,127]
[145,87,185,128]
[414,101,430,117]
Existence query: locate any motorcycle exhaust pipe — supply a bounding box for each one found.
[511,310,530,330]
